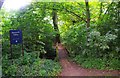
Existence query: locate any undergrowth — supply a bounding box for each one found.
[2,52,61,76]
[72,55,120,70]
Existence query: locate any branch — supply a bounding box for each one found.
[46,4,86,22]
[102,2,113,18]
[99,2,103,19]
[65,8,87,22]
[77,3,86,11]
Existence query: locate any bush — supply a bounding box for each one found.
[72,55,119,70]
[2,52,61,76]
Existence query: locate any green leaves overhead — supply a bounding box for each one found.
[1,1,120,72]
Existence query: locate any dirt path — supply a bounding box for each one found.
[57,44,120,76]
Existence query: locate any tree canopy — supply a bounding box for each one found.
[1,1,120,76]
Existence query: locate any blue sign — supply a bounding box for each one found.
[10,30,22,44]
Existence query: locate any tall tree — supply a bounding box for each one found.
[99,2,103,18]
[85,0,90,28]
[52,4,61,44]
[85,0,90,44]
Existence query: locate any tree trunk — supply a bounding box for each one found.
[99,2,103,18]
[85,0,90,28]
[52,8,61,44]
[85,0,90,45]
[0,0,5,9]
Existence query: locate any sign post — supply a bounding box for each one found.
[9,30,24,59]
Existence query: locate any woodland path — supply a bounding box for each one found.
[57,43,120,76]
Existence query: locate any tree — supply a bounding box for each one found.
[85,0,90,28]
[84,0,90,46]
[52,4,61,44]
[99,2,103,18]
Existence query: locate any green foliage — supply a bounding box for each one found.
[1,2,56,58]
[2,52,61,76]
[60,2,120,70]
[62,21,118,57]
[1,2,62,76]
[73,55,120,70]
[61,23,87,57]
[1,1,120,73]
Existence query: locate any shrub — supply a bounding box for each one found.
[2,52,61,76]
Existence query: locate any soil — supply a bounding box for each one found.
[57,43,120,76]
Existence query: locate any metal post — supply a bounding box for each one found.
[22,43,24,56]
[10,44,13,59]
[9,30,13,59]
[21,30,24,56]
